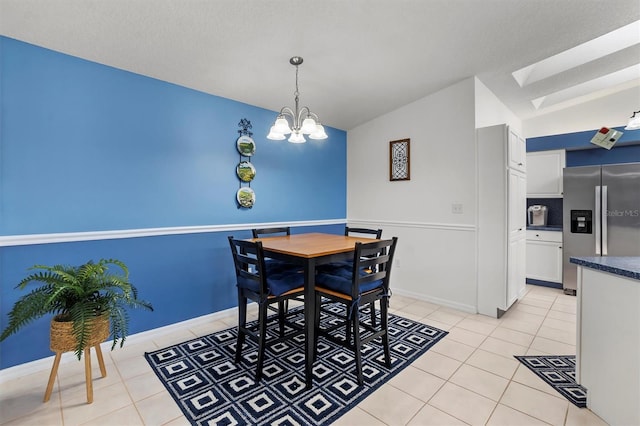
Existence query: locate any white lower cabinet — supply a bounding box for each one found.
[508,234,527,306]
[526,230,562,283]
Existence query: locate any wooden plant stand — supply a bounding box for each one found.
[44,345,107,404]
[44,315,110,404]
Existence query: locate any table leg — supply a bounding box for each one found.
[304,259,316,390]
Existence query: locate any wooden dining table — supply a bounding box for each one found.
[251,232,380,389]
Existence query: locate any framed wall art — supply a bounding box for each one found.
[389,138,410,181]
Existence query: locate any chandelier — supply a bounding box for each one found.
[267,56,328,143]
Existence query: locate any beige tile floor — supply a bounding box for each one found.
[0,285,609,425]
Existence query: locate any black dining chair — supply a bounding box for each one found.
[251,227,290,239]
[320,227,383,270]
[347,227,383,339]
[314,237,398,385]
[319,226,383,341]
[345,226,383,240]
[251,227,303,314]
[228,236,305,381]
[251,227,301,273]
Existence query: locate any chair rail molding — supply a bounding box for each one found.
[347,219,476,232]
[0,219,346,247]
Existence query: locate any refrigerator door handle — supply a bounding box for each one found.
[602,185,608,255]
[595,186,601,255]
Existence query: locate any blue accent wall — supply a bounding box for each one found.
[0,37,347,369]
[526,198,563,227]
[565,145,640,167]
[0,37,346,235]
[0,223,344,368]
[527,126,640,166]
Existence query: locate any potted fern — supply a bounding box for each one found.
[0,258,154,360]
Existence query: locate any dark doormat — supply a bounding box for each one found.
[514,354,586,408]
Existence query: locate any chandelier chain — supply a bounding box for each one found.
[294,64,300,99]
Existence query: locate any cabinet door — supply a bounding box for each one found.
[526,240,563,283]
[508,234,526,308]
[526,150,566,198]
[508,129,526,172]
[508,169,527,238]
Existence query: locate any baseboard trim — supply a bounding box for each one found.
[0,305,240,383]
[392,288,477,314]
[526,278,563,289]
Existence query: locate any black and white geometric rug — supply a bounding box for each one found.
[145,304,448,425]
[514,355,587,408]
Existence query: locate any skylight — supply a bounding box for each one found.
[513,20,640,88]
[531,63,640,110]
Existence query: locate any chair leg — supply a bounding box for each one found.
[235,293,247,364]
[44,351,62,402]
[352,309,364,386]
[255,303,269,381]
[369,302,376,327]
[278,300,286,337]
[381,299,391,368]
[345,309,351,345]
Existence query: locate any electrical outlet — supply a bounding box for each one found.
[452,203,464,214]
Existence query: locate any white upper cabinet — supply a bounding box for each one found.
[526,150,566,198]
[508,168,527,238]
[508,129,526,173]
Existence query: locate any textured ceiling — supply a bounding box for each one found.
[1,0,639,131]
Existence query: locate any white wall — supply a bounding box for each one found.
[347,78,478,312]
[475,77,522,132]
[523,85,640,138]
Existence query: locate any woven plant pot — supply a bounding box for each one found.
[50,313,110,353]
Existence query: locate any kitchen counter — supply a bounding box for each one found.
[573,256,640,425]
[570,256,640,280]
[527,225,562,232]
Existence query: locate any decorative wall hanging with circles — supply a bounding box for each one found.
[236,135,256,157]
[235,118,256,209]
[236,161,256,182]
[236,187,255,208]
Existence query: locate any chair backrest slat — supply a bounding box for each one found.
[252,227,291,238]
[351,237,398,297]
[345,226,382,239]
[228,236,268,296]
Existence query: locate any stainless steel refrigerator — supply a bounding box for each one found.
[562,162,640,294]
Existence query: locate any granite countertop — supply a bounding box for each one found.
[569,256,640,281]
[527,225,563,232]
